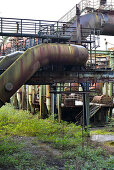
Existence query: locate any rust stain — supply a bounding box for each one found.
[0,43,88,103]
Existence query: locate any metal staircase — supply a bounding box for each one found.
[75,104,101,122]
[90,105,101,118]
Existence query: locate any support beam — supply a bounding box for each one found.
[46,85,51,114]
[57,94,62,123]
[51,93,55,121]
[27,70,114,85]
[76,4,81,44]
[82,83,90,133]
[22,85,27,110]
[40,85,48,118]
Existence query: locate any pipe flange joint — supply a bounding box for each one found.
[5,82,13,92]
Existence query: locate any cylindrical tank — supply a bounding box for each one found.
[70,12,114,39]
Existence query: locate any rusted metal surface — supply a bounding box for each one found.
[0,51,24,70]
[1,11,114,42]
[0,43,88,104]
[27,69,114,85]
[90,83,103,93]
[92,95,113,106]
[70,12,114,38]
[46,85,51,113]
[64,83,79,92]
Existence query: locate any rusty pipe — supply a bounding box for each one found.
[0,51,24,70]
[69,12,114,38]
[46,85,51,113]
[0,43,88,105]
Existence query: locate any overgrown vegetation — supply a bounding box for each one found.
[0,104,114,169]
[0,104,83,147]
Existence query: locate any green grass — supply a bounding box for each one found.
[0,103,84,148]
[90,129,114,135]
[0,104,114,169]
[63,146,114,169]
[0,137,33,169]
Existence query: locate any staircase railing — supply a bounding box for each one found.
[58,5,76,23]
[90,105,101,118]
[75,104,101,121]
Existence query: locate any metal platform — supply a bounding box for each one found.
[0,17,70,39]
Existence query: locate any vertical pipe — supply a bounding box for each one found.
[46,85,51,114]
[90,33,92,66]
[40,85,47,118]
[29,85,34,113]
[109,83,113,98]
[57,22,58,35]
[17,87,22,109]
[56,83,62,122]
[51,93,55,121]
[82,83,90,134]
[85,93,90,131]
[1,18,2,33]
[110,55,114,70]
[39,85,42,118]
[83,93,86,128]
[32,85,35,105]
[32,85,37,114]
[21,19,22,35]
[109,55,114,98]
[57,94,62,123]
[13,92,18,108]
[76,4,81,44]
[103,83,108,97]
[27,85,29,111]
[22,85,27,110]
[35,23,36,34]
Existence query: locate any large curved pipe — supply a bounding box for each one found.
[0,43,88,105]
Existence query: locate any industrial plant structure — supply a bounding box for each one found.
[0,0,114,129]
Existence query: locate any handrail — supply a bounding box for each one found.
[0,17,68,23]
[0,17,70,38]
[58,5,76,22]
[0,25,100,57]
[0,16,99,38]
